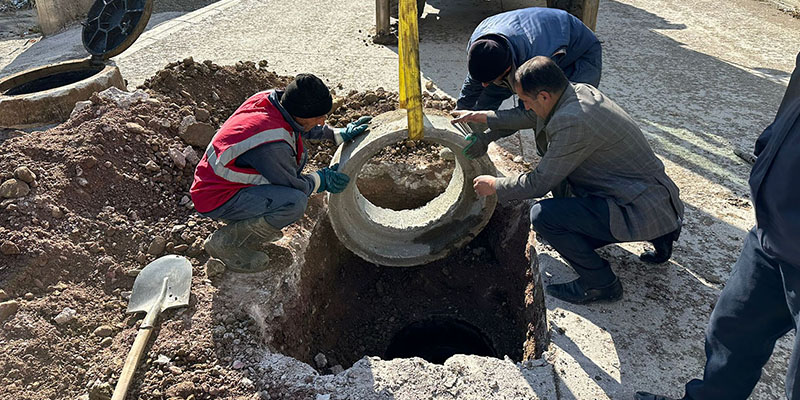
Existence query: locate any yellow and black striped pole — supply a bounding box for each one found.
[398,0,423,140]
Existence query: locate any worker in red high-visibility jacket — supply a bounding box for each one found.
[191,74,371,273]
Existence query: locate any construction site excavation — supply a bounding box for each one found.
[3,0,799,398]
[0,58,551,399]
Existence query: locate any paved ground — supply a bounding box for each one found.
[2,0,800,398]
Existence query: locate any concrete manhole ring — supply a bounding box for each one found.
[0,59,125,129]
[328,109,497,267]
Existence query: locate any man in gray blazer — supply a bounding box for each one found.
[453,56,684,304]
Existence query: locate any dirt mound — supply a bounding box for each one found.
[0,60,462,399]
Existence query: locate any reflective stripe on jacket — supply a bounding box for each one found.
[190,91,303,213]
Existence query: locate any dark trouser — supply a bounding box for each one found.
[529,196,619,288]
[201,184,308,228]
[684,227,800,400]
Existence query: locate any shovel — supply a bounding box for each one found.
[112,255,192,400]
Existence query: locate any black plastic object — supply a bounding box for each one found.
[81,0,153,60]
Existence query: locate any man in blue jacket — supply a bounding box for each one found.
[635,51,800,400]
[456,7,601,112]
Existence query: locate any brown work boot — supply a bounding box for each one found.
[204,217,283,273]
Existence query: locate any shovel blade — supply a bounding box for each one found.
[127,255,192,314]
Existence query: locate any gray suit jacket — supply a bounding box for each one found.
[492,83,684,242]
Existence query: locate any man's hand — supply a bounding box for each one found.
[451,110,490,125]
[316,163,351,193]
[473,175,497,197]
[463,133,489,159]
[338,116,372,142]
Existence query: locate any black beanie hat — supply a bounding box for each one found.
[468,35,512,83]
[280,73,333,118]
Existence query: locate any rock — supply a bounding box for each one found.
[0,179,30,198]
[169,148,187,169]
[330,97,345,114]
[125,269,141,277]
[330,365,344,374]
[0,240,20,255]
[93,325,114,337]
[180,196,191,206]
[438,147,455,161]
[425,80,435,91]
[0,300,20,322]
[13,166,36,183]
[99,337,113,348]
[363,93,379,105]
[24,292,33,300]
[97,87,149,109]
[513,155,524,163]
[195,108,210,122]
[169,366,183,375]
[0,290,7,301]
[88,379,112,400]
[316,395,331,400]
[182,146,200,165]
[179,116,215,147]
[135,253,148,264]
[125,122,148,135]
[70,100,93,118]
[144,160,160,172]
[54,307,76,325]
[155,354,171,365]
[314,353,328,369]
[205,258,225,278]
[232,360,245,369]
[51,205,64,218]
[173,244,189,253]
[147,236,167,255]
[77,177,89,187]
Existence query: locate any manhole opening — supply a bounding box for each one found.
[384,317,497,364]
[270,201,542,374]
[4,68,103,96]
[355,139,455,210]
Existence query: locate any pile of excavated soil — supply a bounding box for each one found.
[0,60,462,399]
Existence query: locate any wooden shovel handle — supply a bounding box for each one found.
[112,327,153,400]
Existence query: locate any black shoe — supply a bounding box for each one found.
[634,391,678,400]
[640,226,681,264]
[545,278,623,304]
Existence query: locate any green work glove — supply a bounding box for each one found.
[463,133,490,159]
[338,116,372,142]
[316,163,351,194]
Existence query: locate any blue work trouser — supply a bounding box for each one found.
[684,227,800,400]
[200,184,308,228]
[530,196,619,288]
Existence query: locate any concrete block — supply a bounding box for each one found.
[36,0,94,36]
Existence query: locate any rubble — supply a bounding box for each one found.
[0,60,476,400]
[0,300,19,322]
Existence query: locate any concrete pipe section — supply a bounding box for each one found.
[0,59,125,129]
[329,110,497,267]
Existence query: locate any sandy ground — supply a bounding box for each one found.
[2,0,800,398]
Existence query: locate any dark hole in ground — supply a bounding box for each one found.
[356,140,455,210]
[4,68,103,96]
[384,317,497,364]
[270,191,545,373]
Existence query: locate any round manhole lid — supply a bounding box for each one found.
[81,0,153,60]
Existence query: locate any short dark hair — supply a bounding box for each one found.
[515,56,569,96]
[468,35,512,83]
